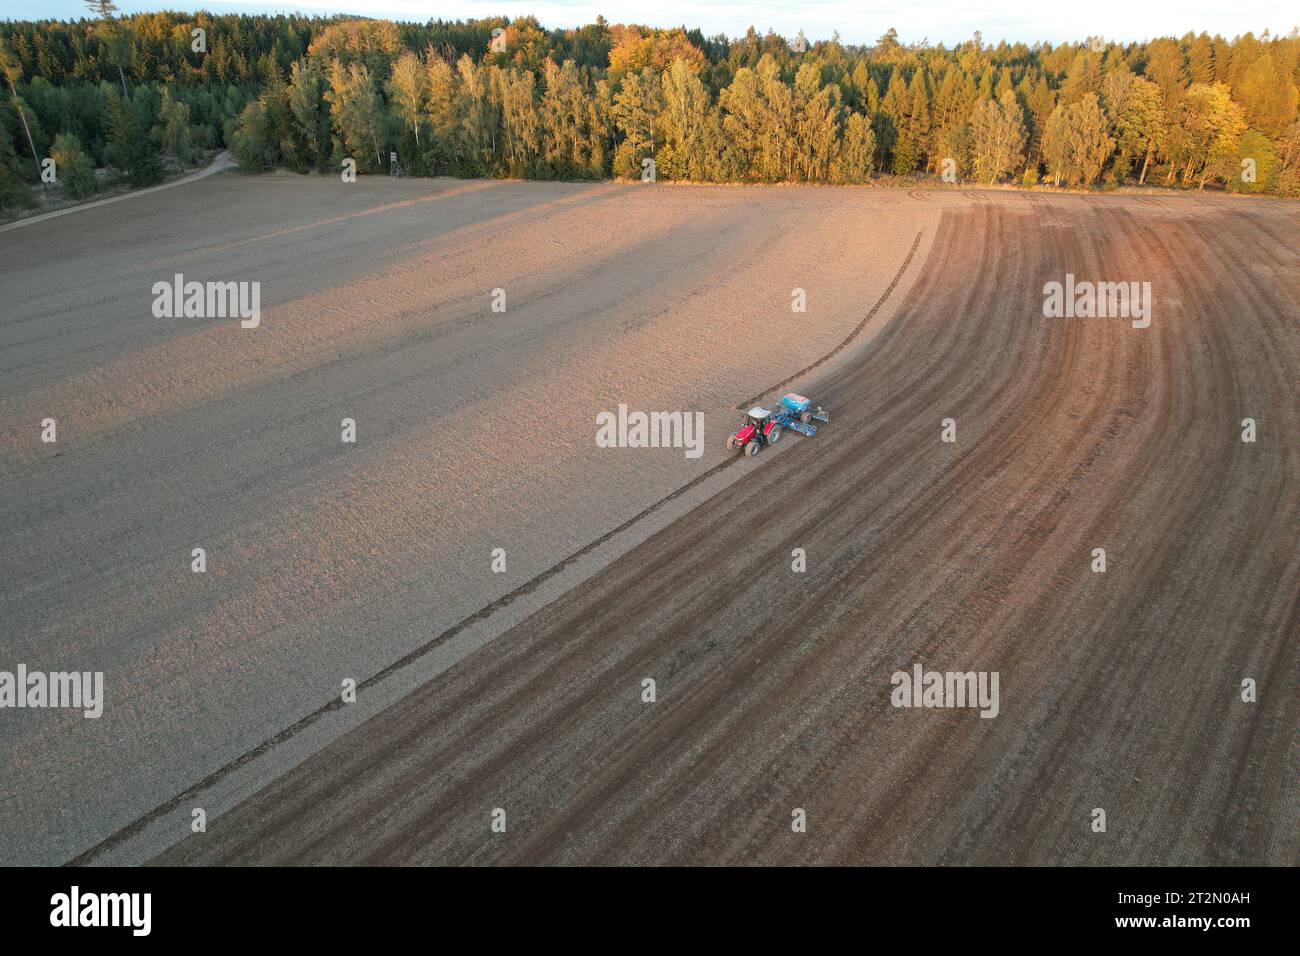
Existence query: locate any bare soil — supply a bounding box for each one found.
[154,188,1299,866]
[1,174,935,864]
[2,175,1294,865]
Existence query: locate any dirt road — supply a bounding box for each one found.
[151,189,1299,865]
[0,150,236,234]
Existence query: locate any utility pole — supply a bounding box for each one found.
[0,41,42,188]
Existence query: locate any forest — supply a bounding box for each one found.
[1,7,1298,211]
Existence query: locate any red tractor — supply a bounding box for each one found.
[726,406,782,457]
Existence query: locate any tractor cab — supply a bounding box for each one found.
[735,406,771,442]
[728,406,781,456]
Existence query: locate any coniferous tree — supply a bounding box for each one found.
[1188,34,1216,84]
[105,87,162,184]
[613,66,660,177]
[892,70,929,173]
[423,54,458,173]
[878,67,908,170]
[1145,38,1187,106]
[930,67,974,170]
[0,105,37,209]
[85,0,129,96]
[288,57,331,171]
[1024,75,1056,172]
[1235,52,1299,138]
[1060,49,1101,105]
[830,111,875,183]
[1274,120,1300,196]
[585,77,613,175]
[154,86,195,167]
[0,38,40,182]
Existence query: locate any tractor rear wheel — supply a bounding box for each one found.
[744,440,759,457]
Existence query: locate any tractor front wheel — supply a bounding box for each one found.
[726,435,738,451]
[744,440,760,457]
[769,425,782,444]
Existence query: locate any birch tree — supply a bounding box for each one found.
[970,88,1026,183]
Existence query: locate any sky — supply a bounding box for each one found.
[4,1,1296,48]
